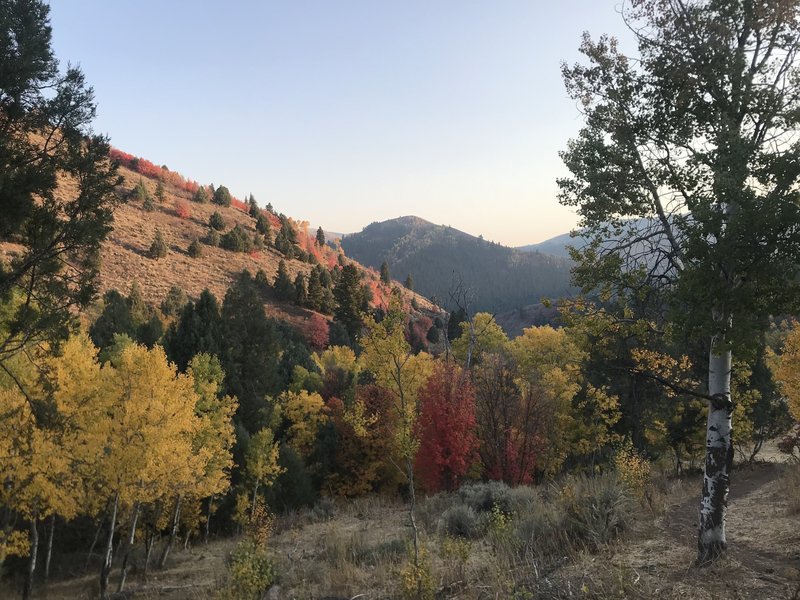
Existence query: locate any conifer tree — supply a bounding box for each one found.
[273,260,295,302]
[316,226,325,247]
[380,261,390,285]
[149,229,168,259]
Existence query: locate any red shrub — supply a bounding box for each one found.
[174,199,191,219]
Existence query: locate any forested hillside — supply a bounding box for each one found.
[340,216,573,314]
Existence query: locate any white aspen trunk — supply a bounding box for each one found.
[22,516,38,600]
[44,515,54,583]
[117,502,140,592]
[100,492,119,600]
[697,347,733,564]
[158,495,181,569]
[405,457,421,599]
[204,496,214,544]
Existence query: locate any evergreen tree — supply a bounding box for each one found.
[212,185,232,206]
[90,290,136,351]
[220,224,254,253]
[134,178,149,203]
[248,194,259,218]
[315,226,325,247]
[333,264,366,342]
[307,268,324,311]
[164,290,224,372]
[380,262,390,285]
[209,211,226,231]
[221,273,283,432]
[192,186,209,204]
[404,274,414,291]
[256,213,271,236]
[294,273,308,307]
[187,239,203,258]
[148,229,168,259]
[273,260,295,302]
[155,180,165,202]
[161,286,189,317]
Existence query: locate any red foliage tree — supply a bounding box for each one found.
[174,199,191,219]
[414,361,478,493]
[303,313,329,350]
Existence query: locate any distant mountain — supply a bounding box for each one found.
[340,216,574,314]
[517,231,586,258]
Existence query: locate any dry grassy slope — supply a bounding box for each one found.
[92,165,438,329]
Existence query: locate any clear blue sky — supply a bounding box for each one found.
[49,1,633,246]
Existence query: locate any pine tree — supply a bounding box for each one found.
[209,211,226,231]
[248,194,259,218]
[380,262,390,285]
[294,273,308,307]
[148,230,168,259]
[404,274,414,291]
[155,180,165,202]
[333,264,366,342]
[212,185,232,206]
[192,186,210,203]
[316,226,325,247]
[273,260,295,302]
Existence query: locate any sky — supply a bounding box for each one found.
[48,1,635,247]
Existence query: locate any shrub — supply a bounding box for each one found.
[175,199,191,219]
[209,211,226,231]
[458,481,513,515]
[558,472,633,549]
[440,504,482,539]
[149,229,168,259]
[188,239,203,258]
[223,540,276,599]
[142,195,155,212]
[221,224,254,253]
[206,229,221,247]
[311,497,336,522]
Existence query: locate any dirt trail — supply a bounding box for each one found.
[659,462,800,599]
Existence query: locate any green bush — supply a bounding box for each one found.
[224,540,276,599]
[209,211,226,231]
[148,229,168,259]
[221,224,255,253]
[206,229,221,247]
[187,239,203,258]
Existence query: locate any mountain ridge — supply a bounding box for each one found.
[341,216,574,314]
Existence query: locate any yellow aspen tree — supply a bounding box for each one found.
[61,341,203,598]
[776,326,800,422]
[280,390,328,458]
[509,326,586,476]
[360,292,432,593]
[244,428,284,522]
[187,353,237,543]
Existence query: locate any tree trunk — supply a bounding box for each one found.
[697,348,734,564]
[22,516,38,600]
[44,515,55,583]
[405,457,421,598]
[158,495,181,569]
[117,502,140,592]
[99,493,119,600]
[204,496,214,544]
[250,483,259,523]
[85,502,108,570]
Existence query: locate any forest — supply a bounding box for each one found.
[2,0,800,599]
